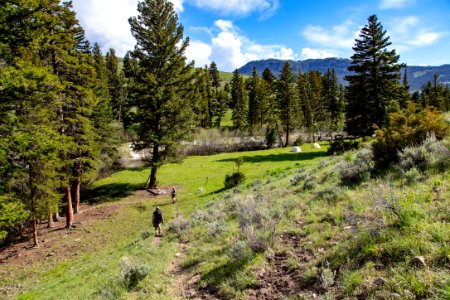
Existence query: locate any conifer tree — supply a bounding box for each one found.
[247,67,262,133]
[345,15,403,136]
[106,48,128,122]
[230,69,248,130]
[399,68,411,109]
[276,62,300,146]
[128,0,196,189]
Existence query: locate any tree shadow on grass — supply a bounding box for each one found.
[217,150,328,164]
[82,183,142,205]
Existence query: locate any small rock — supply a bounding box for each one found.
[46,252,55,257]
[318,248,325,254]
[391,293,401,298]
[175,252,182,258]
[375,263,385,270]
[410,256,426,268]
[344,226,352,230]
[373,277,388,287]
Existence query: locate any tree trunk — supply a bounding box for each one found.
[285,125,290,147]
[74,172,81,214]
[53,212,60,222]
[65,186,74,228]
[33,219,39,248]
[48,209,54,228]
[148,143,159,189]
[149,166,158,189]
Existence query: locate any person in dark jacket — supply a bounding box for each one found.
[171,186,177,204]
[152,206,163,236]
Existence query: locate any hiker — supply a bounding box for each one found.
[152,206,163,237]
[171,186,177,204]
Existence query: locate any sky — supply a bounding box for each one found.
[71,0,450,71]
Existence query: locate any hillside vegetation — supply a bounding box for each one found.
[2,137,449,299]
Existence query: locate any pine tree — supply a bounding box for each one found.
[345,15,403,136]
[128,0,197,189]
[276,62,300,146]
[323,69,345,131]
[230,69,248,130]
[399,67,411,109]
[106,48,128,122]
[247,67,262,133]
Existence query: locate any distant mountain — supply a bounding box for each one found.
[237,58,450,91]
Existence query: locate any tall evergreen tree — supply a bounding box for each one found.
[345,15,403,136]
[247,67,262,132]
[230,69,248,130]
[128,0,196,189]
[276,62,300,146]
[399,67,411,109]
[106,48,128,122]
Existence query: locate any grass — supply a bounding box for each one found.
[3,137,449,299]
[2,143,328,299]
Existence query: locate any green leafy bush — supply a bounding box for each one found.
[224,172,245,189]
[327,135,361,155]
[372,104,448,169]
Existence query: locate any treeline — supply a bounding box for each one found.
[0,1,121,245]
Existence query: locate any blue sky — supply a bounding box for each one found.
[72,0,450,71]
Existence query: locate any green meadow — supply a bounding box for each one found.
[3,138,450,299]
[5,144,327,299]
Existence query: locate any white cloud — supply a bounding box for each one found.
[380,0,413,9]
[406,31,442,47]
[72,0,137,56]
[185,40,212,67]
[191,0,279,16]
[170,0,185,12]
[301,48,338,60]
[387,16,446,53]
[275,48,295,60]
[72,0,184,56]
[302,21,358,50]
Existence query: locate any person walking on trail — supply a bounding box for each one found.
[152,206,163,237]
[171,186,177,204]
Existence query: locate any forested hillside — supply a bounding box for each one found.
[238,58,450,91]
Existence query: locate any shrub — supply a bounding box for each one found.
[398,135,450,174]
[167,213,190,235]
[372,103,448,169]
[141,231,151,239]
[339,148,373,186]
[120,257,150,289]
[293,135,305,146]
[327,135,361,155]
[228,240,253,263]
[224,172,245,189]
[303,175,317,190]
[265,126,276,148]
[290,171,307,186]
[207,220,225,238]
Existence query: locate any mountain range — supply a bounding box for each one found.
[237,58,450,92]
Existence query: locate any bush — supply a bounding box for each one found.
[120,257,150,289]
[293,135,305,146]
[224,172,245,189]
[303,175,317,190]
[265,126,276,148]
[228,240,253,263]
[372,103,448,169]
[339,148,373,186]
[327,135,361,155]
[167,213,190,235]
[399,135,450,173]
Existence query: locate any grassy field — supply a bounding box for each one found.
[3,143,328,299]
[3,137,449,299]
